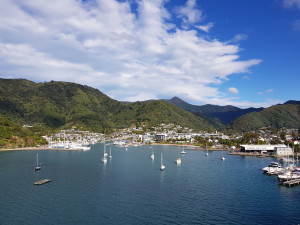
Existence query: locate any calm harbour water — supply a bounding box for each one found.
[1,143,300,225]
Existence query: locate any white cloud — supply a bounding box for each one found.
[174,0,203,26]
[228,87,239,95]
[227,34,248,43]
[0,0,262,107]
[195,22,214,33]
[258,89,273,95]
[283,0,300,9]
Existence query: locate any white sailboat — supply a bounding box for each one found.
[160,153,165,171]
[103,142,108,157]
[109,147,112,159]
[34,153,41,171]
[175,155,182,165]
[150,147,154,160]
[175,148,181,164]
[221,156,225,161]
[180,145,187,154]
[205,144,208,156]
[101,140,107,163]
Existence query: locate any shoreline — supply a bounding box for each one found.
[0,146,80,152]
[150,143,228,151]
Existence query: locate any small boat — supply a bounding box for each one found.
[278,170,300,182]
[101,141,108,163]
[175,157,182,165]
[176,148,181,164]
[150,148,154,160]
[180,146,187,154]
[205,144,208,156]
[160,153,165,171]
[109,147,112,159]
[262,162,284,174]
[101,157,107,163]
[221,156,225,161]
[34,153,41,171]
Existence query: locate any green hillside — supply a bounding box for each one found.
[0,117,48,148]
[231,103,300,131]
[0,79,215,132]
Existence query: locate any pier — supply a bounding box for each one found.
[282,179,300,187]
[33,179,52,185]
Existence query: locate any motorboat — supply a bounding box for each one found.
[278,170,300,182]
[262,162,284,174]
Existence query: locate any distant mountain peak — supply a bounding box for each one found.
[284,100,300,105]
[166,96,264,124]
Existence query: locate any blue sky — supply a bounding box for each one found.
[0,0,299,108]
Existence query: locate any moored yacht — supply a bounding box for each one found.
[262,162,284,174]
[278,170,300,182]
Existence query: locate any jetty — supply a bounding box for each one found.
[33,179,52,185]
[282,179,300,187]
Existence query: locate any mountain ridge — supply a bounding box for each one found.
[0,79,217,132]
[165,96,264,124]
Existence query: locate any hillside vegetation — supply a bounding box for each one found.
[166,96,263,124]
[0,79,216,133]
[231,103,300,131]
[0,117,48,148]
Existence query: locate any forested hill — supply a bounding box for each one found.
[166,96,264,124]
[0,79,216,132]
[231,103,300,131]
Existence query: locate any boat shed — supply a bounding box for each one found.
[240,144,287,154]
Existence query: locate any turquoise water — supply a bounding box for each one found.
[1,144,300,225]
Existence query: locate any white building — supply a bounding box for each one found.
[275,146,294,156]
[240,144,287,154]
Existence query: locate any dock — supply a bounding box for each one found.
[282,179,300,187]
[33,179,52,185]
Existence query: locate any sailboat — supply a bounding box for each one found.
[175,148,181,164]
[101,140,107,163]
[34,153,41,171]
[160,153,165,171]
[175,155,182,165]
[101,153,107,163]
[180,145,187,154]
[103,142,108,157]
[221,156,225,161]
[150,147,154,160]
[109,147,112,159]
[205,143,208,156]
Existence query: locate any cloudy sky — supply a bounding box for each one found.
[0,0,299,108]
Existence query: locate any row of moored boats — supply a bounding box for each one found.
[262,159,300,182]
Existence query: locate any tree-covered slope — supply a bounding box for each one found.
[166,96,263,124]
[0,79,216,132]
[231,103,300,131]
[0,117,48,148]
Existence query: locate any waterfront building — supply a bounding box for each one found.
[275,146,294,156]
[240,144,287,154]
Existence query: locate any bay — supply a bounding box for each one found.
[1,143,300,225]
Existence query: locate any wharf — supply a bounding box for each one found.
[33,179,52,185]
[227,152,264,156]
[282,179,300,187]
